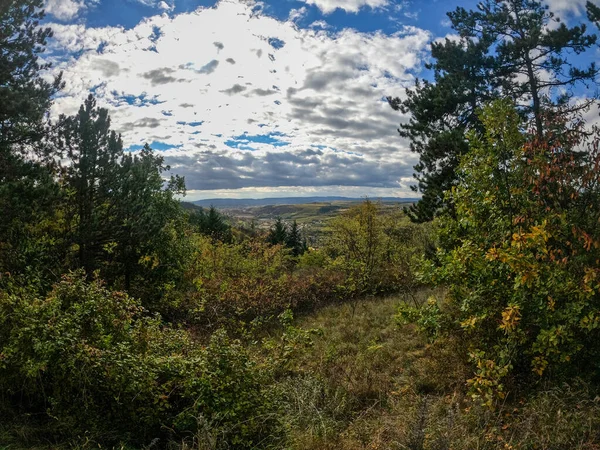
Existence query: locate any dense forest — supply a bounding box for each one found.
[2,0,600,448]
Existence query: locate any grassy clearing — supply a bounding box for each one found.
[276,293,600,450]
[2,292,600,449]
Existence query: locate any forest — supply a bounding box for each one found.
[2,0,600,448]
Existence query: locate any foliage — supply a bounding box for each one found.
[57,95,189,304]
[189,205,233,243]
[0,0,63,147]
[267,217,289,246]
[389,0,598,222]
[326,200,430,298]
[588,1,600,29]
[175,329,280,449]
[286,220,307,257]
[413,100,600,405]
[0,272,291,448]
[0,0,65,284]
[174,235,343,324]
[266,218,307,257]
[0,272,192,442]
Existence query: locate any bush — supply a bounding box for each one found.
[325,200,431,298]
[409,100,600,405]
[0,272,190,442]
[0,272,282,447]
[172,235,347,325]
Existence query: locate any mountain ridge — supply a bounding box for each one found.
[191,196,419,208]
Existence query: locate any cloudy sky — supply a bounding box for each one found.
[42,0,597,200]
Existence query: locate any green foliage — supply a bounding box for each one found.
[414,100,600,405]
[57,96,189,304]
[0,0,65,284]
[0,0,63,147]
[0,272,289,448]
[0,272,191,442]
[189,205,233,243]
[589,1,600,28]
[267,217,289,246]
[266,218,307,257]
[389,0,598,222]
[326,200,430,298]
[286,220,307,257]
[396,297,445,342]
[175,329,280,449]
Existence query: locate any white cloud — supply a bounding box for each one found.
[44,0,94,21]
[309,20,332,29]
[543,0,588,17]
[158,1,174,11]
[288,6,307,22]
[44,0,431,197]
[300,0,389,15]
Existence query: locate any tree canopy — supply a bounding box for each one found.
[389,0,598,222]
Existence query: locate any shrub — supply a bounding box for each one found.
[0,271,191,442]
[173,235,347,325]
[409,100,600,405]
[0,272,282,447]
[326,200,431,298]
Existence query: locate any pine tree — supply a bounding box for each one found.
[0,0,65,279]
[190,206,233,243]
[451,0,597,137]
[0,0,63,149]
[389,0,598,222]
[267,217,288,246]
[588,2,600,29]
[59,95,187,296]
[286,220,307,257]
[59,95,123,274]
[114,144,186,290]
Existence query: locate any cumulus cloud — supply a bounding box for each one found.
[300,0,389,14]
[288,6,308,22]
[44,0,431,198]
[44,0,95,21]
[543,0,588,16]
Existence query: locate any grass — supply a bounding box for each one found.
[274,293,600,450]
[3,292,600,449]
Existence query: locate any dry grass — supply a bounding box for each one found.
[3,291,600,449]
[277,293,600,450]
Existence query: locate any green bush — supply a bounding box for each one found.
[0,271,190,442]
[0,272,282,447]
[409,100,600,405]
[175,329,280,448]
[326,200,431,298]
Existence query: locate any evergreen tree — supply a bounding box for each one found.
[59,95,187,298]
[59,95,123,274]
[286,220,307,257]
[114,144,186,291]
[588,2,600,29]
[267,217,288,246]
[389,0,598,222]
[191,206,233,243]
[0,0,65,281]
[452,0,597,137]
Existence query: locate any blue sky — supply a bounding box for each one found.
[42,0,598,199]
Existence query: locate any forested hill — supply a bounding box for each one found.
[193,196,419,208]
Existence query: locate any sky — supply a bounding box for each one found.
[41,0,598,200]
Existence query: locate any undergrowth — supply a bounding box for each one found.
[2,292,600,449]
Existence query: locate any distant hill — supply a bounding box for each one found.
[180,201,204,212]
[192,196,419,208]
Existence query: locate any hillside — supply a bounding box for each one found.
[193,196,419,208]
